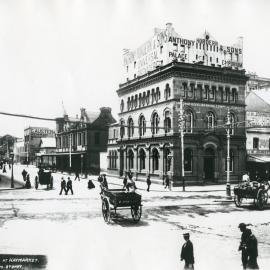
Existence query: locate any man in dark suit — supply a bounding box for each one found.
[181,232,194,269]
[59,177,66,195]
[66,177,73,195]
[238,223,251,269]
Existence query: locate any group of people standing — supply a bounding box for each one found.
[180,223,259,270]
[1,161,10,174]
[59,177,74,195]
[122,171,137,192]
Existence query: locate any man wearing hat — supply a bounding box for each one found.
[180,232,194,269]
[238,223,251,269]
[66,177,74,195]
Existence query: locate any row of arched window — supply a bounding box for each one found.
[119,110,236,138]
[182,82,238,103]
[120,84,171,112]
[120,110,172,138]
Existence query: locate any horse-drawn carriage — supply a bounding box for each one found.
[234,180,269,210]
[100,186,142,224]
[35,169,53,190]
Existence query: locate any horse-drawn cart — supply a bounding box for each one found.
[35,169,53,190]
[234,181,269,210]
[100,187,142,223]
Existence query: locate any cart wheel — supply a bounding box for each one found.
[234,195,242,207]
[102,198,111,224]
[35,178,39,190]
[256,190,267,210]
[50,176,54,190]
[131,205,142,223]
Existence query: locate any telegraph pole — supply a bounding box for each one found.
[69,133,72,169]
[226,109,231,198]
[178,98,185,191]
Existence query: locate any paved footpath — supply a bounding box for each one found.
[0,164,232,200]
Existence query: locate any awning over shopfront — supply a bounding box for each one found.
[247,155,270,163]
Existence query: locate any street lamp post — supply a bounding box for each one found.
[10,152,14,188]
[80,154,83,176]
[226,109,232,198]
[178,99,185,191]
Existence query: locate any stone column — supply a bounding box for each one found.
[159,145,164,179]
[145,145,150,174]
[123,147,127,173]
[133,145,138,180]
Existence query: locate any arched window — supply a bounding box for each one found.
[229,113,235,135]
[231,88,238,103]
[151,89,155,104]
[128,149,134,169]
[127,117,134,137]
[151,112,159,134]
[225,149,234,172]
[120,120,125,138]
[139,149,146,171]
[224,87,230,102]
[164,111,171,133]
[127,97,130,110]
[188,83,195,98]
[142,92,146,106]
[184,110,193,133]
[134,95,138,108]
[146,90,150,105]
[207,112,215,129]
[120,99,124,112]
[139,115,146,136]
[184,148,192,172]
[156,87,160,101]
[152,148,159,171]
[165,84,171,100]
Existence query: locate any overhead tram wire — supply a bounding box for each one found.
[0,110,266,130]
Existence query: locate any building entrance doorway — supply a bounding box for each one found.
[204,147,215,181]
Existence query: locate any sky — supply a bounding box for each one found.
[0,0,269,138]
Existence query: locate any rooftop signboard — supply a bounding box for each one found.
[123,23,243,79]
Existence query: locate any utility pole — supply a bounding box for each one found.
[226,109,231,198]
[178,98,185,191]
[69,133,72,169]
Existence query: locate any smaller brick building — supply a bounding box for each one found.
[55,107,116,174]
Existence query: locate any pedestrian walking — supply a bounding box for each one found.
[74,169,80,181]
[3,165,6,173]
[66,177,73,195]
[164,174,170,189]
[180,232,194,270]
[59,177,67,195]
[25,176,31,189]
[123,174,128,190]
[246,229,259,269]
[102,175,108,189]
[238,223,252,269]
[22,169,27,181]
[146,175,151,192]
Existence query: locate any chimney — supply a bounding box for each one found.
[100,107,112,114]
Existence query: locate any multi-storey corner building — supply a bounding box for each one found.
[55,107,116,174]
[107,23,248,185]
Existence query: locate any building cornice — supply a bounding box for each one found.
[117,61,248,96]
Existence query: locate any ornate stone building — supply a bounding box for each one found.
[107,25,248,185]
